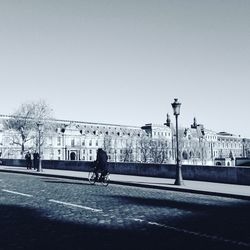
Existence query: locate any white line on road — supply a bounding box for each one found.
[2,189,33,197]
[49,199,103,212]
[131,218,250,247]
[133,218,144,222]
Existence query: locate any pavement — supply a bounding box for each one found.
[1,165,250,200]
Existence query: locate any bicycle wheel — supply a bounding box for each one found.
[88,171,96,185]
[101,173,110,186]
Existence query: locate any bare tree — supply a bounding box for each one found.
[103,134,112,159]
[150,139,169,163]
[122,138,134,162]
[137,135,151,163]
[3,100,54,158]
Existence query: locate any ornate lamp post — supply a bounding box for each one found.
[37,121,43,172]
[61,125,68,160]
[20,126,24,158]
[171,98,184,186]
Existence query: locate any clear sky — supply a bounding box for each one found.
[0,0,249,137]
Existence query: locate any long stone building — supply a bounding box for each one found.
[0,114,248,165]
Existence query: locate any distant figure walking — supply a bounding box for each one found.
[94,148,108,181]
[25,151,32,170]
[33,152,39,170]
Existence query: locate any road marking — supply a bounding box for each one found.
[133,218,144,222]
[2,189,33,197]
[49,199,102,212]
[131,218,250,247]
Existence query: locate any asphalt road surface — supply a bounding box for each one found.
[0,172,250,250]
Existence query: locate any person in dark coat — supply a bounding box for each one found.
[25,151,32,170]
[94,148,108,181]
[33,152,39,170]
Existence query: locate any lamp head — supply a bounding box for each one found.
[36,121,43,131]
[171,98,181,116]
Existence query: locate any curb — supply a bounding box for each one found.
[1,168,250,201]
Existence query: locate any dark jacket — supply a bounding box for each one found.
[25,152,31,162]
[96,149,108,170]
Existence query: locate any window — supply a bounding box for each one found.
[57,137,61,146]
[96,140,98,146]
[89,140,92,146]
[58,150,61,154]
[89,149,92,154]
[89,156,92,161]
[71,139,75,147]
[48,136,53,146]
[82,140,85,146]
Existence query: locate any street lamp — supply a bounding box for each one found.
[171,98,184,186]
[37,121,43,172]
[20,126,24,158]
[61,126,67,160]
[164,113,175,162]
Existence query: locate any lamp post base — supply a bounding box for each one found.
[37,160,42,172]
[174,164,184,186]
[174,178,184,186]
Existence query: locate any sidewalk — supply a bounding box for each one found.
[1,165,250,200]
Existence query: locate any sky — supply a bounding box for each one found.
[0,0,249,137]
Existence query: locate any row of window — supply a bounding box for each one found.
[218,138,241,142]
[56,138,142,147]
[83,130,142,137]
[218,142,242,148]
[153,132,171,137]
[57,149,131,156]
[56,138,100,147]
[205,135,217,140]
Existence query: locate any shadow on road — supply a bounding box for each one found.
[0,202,249,250]
[105,194,250,247]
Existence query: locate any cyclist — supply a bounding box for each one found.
[94,148,108,182]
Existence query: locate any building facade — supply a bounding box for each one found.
[0,114,248,165]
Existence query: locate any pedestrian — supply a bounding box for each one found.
[25,151,32,170]
[33,152,39,170]
[94,148,108,181]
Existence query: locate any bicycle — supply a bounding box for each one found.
[88,169,110,186]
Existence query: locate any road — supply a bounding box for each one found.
[0,172,249,250]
